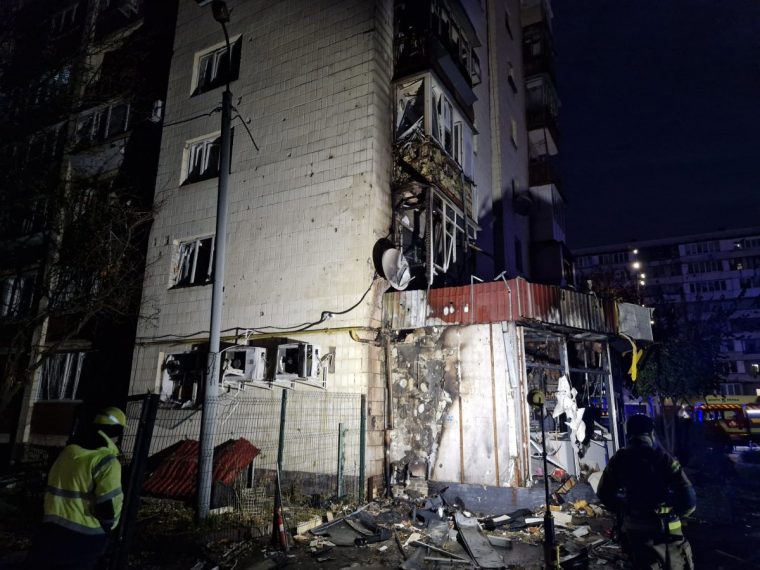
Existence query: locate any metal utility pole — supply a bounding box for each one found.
[197,0,232,521]
[528,389,558,569]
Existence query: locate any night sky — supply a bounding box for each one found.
[552,1,760,248]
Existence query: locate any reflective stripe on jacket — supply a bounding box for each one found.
[43,431,123,535]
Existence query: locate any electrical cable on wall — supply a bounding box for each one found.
[135,275,378,343]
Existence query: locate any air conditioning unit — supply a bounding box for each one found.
[223,347,267,383]
[275,342,321,381]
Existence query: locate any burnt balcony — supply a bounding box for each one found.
[394,32,477,112]
[95,0,145,41]
[393,131,475,220]
[522,23,555,80]
[527,109,559,156]
[529,157,561,188]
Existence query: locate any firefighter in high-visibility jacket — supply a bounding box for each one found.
[597,414,696,570]
[26,406,126,570]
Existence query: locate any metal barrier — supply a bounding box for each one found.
[115,390,365,563]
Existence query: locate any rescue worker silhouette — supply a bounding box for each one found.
[26,406,126,570]
[597,414,696,569]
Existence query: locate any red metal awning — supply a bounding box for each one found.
[142,438,260,500]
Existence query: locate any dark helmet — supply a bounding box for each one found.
[626,413,654,437]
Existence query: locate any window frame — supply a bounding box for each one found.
[190,35,242,96]
[37,351,87,401]
[75,101,131,146]
[181,132,222,185]
[172,235,215,288]
[0,274,35,319]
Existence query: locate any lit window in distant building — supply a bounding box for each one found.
[683,241,719,255]
[173,236,215,288]
[192,36,242,95]
[720,383,741,396]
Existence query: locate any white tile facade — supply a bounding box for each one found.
[131,0,531,479]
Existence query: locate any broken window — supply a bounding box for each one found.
[38,352,87,400]
[49,3,81,36]
[453,122,463,166]
[395,78,425,140]
[0,275,35,318]
[193,37,242,95]
[395,74,474,176]
[393,183,477,287]
[437,93,453,154]
[75,102,130,146]
[173,236,215,288]
[160,351,205,404]
[183,134,222,184]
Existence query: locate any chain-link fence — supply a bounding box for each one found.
[121,391,365,530]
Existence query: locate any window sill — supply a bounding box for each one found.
[191,78,237,98]
[181,173,219,186]
[169,281,213,290]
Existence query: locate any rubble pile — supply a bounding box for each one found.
[256,481,628,569]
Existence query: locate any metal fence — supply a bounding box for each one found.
[121,391,365,528]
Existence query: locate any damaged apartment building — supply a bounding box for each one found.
[126,0,646,501]
[0,0,177,462]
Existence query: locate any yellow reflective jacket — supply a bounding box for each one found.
[43,431,123,535]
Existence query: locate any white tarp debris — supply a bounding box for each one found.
[552,375,587,445]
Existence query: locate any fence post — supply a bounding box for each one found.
[336,423,346,498]
[359,395,366,503]
[111,394,159,570]
[276,389,288,473]
[272,390,288,547]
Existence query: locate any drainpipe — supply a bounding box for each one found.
[384,335,394,496]
[470,275,484,324]
[494,271,513,321]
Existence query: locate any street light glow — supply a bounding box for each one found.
[632,261,641,269]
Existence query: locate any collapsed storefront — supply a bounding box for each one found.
[382,278,652,493]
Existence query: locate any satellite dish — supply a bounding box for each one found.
[373,239,412,290]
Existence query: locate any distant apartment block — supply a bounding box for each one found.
[574,227,760,396]
[0,0,177,457]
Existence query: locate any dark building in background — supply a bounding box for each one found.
[521,0,569,286]
[574,227,760,396]
[0,0,177,461]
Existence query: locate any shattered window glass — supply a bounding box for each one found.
[184,135,221,184]
[173,236,215,288]
[194,38,242,95]
[395,78,424,140]
[38,352,86,400]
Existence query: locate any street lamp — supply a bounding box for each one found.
[197,0,234,521]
